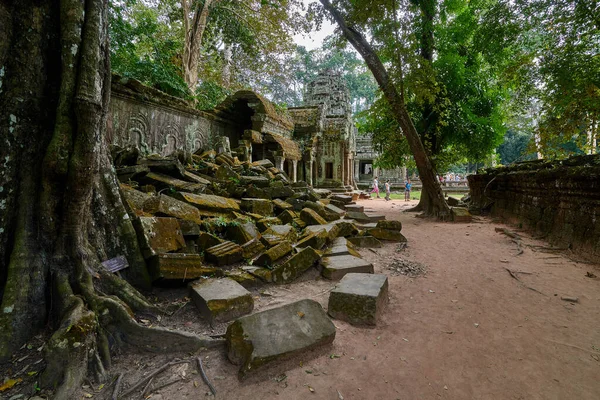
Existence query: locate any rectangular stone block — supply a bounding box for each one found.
[344,204,364,213]
[241,198,274,216]
[326,237,361,258]
[263,225,297,243]
[189,278,254,323]
[174,192,240,217]
[347,236,382,248]
[272,247,321,284]
[206,241,243,266]
[226,299,336,377]
[254,240,292,267]
[135,217,185,259]
[241,238,266,259]
[300,208,327,225]
[320,254,374,280]
[367,228,407,242]
[328,273,388,326]
[148,253,223,281]
[143,194,203,224]
[295,229,328,250]
[141,172,205,193]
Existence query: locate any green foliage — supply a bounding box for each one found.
[109,0,190,98]
[497,130,536,165]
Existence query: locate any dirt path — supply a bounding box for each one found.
[108,198,600,400]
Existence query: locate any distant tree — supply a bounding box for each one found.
[497,130,535,165]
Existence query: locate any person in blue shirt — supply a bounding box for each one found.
[404,178,412,201]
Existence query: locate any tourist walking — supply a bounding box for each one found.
[385,180,391,201]
[404,178,412,201]
[371,176,380,198]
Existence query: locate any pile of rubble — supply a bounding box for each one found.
[115,149,407,375]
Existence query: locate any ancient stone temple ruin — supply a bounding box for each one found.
[108,71,404,191]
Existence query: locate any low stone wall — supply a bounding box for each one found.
[107,76,236,156]
[468,154,600,261]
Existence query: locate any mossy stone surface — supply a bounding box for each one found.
[226,299,336,377]
[300,208,327,225]
[367,228,407,242]
[328,273,388,326]
[271,247,321,284]
[190,278,254,323]
[320,254,374,280]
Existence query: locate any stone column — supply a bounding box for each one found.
[354,159,360,183]
[274,156,285,172]
[402,166,407,181]
[307,160,313,186]
[292,160,298,182]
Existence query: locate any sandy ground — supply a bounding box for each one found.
[6,197,599,399]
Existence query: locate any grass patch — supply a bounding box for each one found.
[382,191,464,201]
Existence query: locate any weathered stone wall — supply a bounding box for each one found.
[468,155,600,261]
[107,76,236,156]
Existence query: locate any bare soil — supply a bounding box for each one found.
[6,197,600,400]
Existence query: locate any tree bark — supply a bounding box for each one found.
[0,1,219,397]
[320,0,450,217]
[182,0,218,94]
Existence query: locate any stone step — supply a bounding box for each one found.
[205,241,243,266]
[320,254,374,280]
[148,253,223,281]
[226,299,336,377]
[189,278,254,323]
[328,273,389,326]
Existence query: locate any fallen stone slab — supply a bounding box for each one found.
[344,204,364,213]
[121,184,152,214]
[295,229,328,250]
[139,156,187,179]
[330,220,359,238]
[272,198,294,211]
[365,213,386,222]
[263,224,297,243]
[376,220,402,231]
[226,220,260,244]
[325,237,361,258]
[251,159,274,168]
[135,217,185,259]
[330,194,353,204]
[300,208,327,225]
[179,220,201,237]
[190,278,254,323]
[240,175,270,188]
[197,232,223,250]
[183,170,211,185]
[325,203,346,218]
[174,192,240,217]
[256,217,282,231]
[347,235,382,248]
[226,299,336,377]
[241,197,273,217]
[452,207,472,223]
[117,165,150,182]
[143,194,203,225]
[272,247,321,284]
[241,238,266,259]
[254,240,292,267]
[277,209,298,224]
[328,273,388,326]
[367,228,407,242]
[320,254,374,280]
[241,266,273,282]
[205,241,243,266]
[148,253,223,281]
[140,172,206,194]
[345,211,373,223]
[313,188,332,198]
[224,270,262,288]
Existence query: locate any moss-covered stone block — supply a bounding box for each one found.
[174,192,240,217]
[347,235,382,248]
[135,217,185,259]
[271,247,321,284]
[148,253,223,281]
[143,194,203,224]
[190,278,254,323]
[241,198,274,216]
[376,220,402,231]
[300,208,327,225]
[320,254,374,280]
[367,228,407,242]
[205,241,243,266]
[254,240,292,267]
[226,299,336,377]
[241,238,266,259]
[328,273,388,326]
[295,229,328,250]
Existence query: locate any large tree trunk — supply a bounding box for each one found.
[320,0,450,218]
[0,1,218,398]
[182,0,215,94]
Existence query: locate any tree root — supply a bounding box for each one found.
[504,268,545,295]
[118,359,190,399]
[198,356,217,396]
